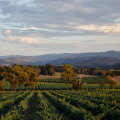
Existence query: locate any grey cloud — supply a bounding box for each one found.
[0,0,119,55]
[1,0,120,32]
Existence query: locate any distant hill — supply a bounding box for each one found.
[0,50,120,67]
[0,55,24,59]
[48,56,120,67]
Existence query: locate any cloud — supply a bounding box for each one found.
[1,0,120,35]
[20,27,41,31]
[9,0,35,7]
[57,2,94,14]
[0,0,120,55]
[5,36,41,45]
[3,30,11,35]
[74,23,120,34]
[20,28,29,31]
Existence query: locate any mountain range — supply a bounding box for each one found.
[0,50,120,67]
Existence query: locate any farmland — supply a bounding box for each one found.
[1,90,120,120]
[1,75,120,120]
[37,76,120,90]
[1,76,120,119]
[2,76,120,90]
[0,65,120,119]
[39,76,112,84]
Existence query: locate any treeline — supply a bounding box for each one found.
[39,64,120,77]
[0,65,39,91]
[1,64,119,78]
[39,64,63,75]
[30,64,120,77]
[0,64,120,91]
[75,68,120,77]
[102,63,120,70]
[39,64,55,76]
[1,64,120,77]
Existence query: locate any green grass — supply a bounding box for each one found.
[2,76,120,90]
[81,77,112,84]
[83,84,120,89]
[39,78,66,83]
[36,83,72,90]
[3,80,11,90]
[39,77,112,84]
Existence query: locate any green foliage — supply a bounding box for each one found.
[47,89,120,119]
[1,91,34,120]
[0,65,39,91]
[81,77,112,84]
[0,91,29,117]
[106,76,118,89]
[99,81,105,89]
[40,64,55,76]
[72,79,83,90]
[61,64,77,84]
[3,80,11,90]
[36,93,62,120]
[0,90,120,119]
[36,83,72,90]
[44,91,92,120]
[39,78,66,83]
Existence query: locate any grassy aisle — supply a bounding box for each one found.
[0,91,29,119]
[43,92,72,120]
[24,92,39,120]
[24,91,64,120]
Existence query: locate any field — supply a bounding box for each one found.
[36,83,72,90]
[2,76,120,90]
[1,90,120,120]
[37,76,120,90]
[1,76,120,119]
[39,77,113,84]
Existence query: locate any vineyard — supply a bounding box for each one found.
[0,90,120,120]
[1,69,120,120]
[39,77,113,84]
[2,76,120,90]
[36,83,72,90]
[37,77,120,90]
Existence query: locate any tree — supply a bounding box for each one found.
[11,65,24,90]
[1,67,18,91]
[4,71,17,91]
[106,76,118,89]
[40,64,55,76]
[46,64,55,76]
[61,64,77,85]
[23,66,38,90]
[40,65,48,75]
[20,71,29,90]
[33,67,41,75]
[29,72,38,89]
[0,65,39,91]
[72,69,83,90]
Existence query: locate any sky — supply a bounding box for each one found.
[0,0,120,56]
